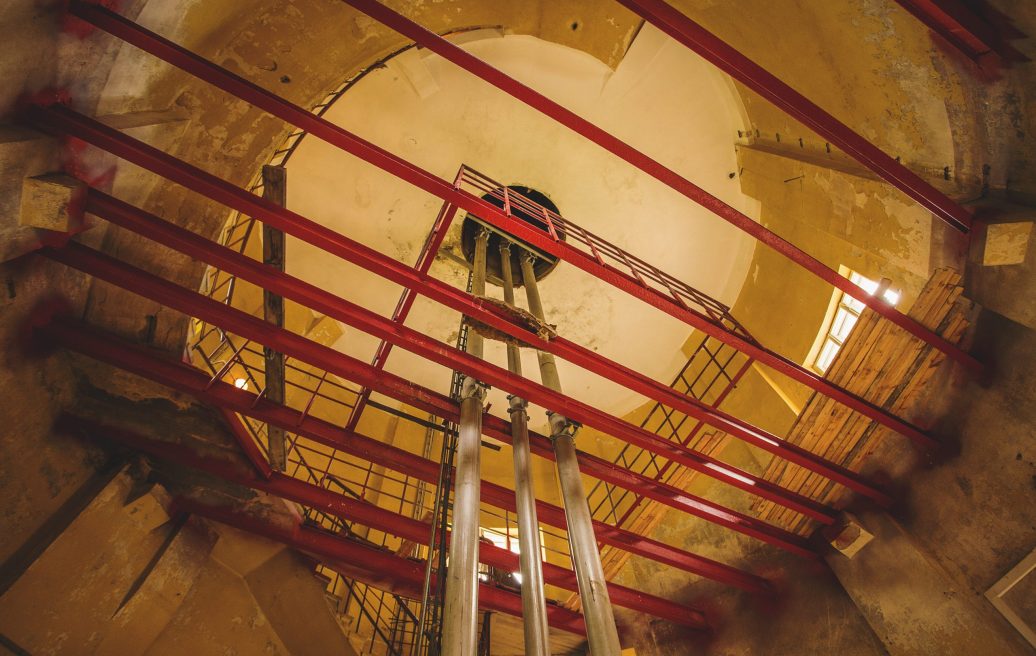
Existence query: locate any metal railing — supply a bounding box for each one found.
[456,166,753,338]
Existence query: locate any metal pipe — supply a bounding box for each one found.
[443,228,490,656]
[499,242,522,378]
[442,376,487,656]
[467,228,489,358]
[553,419,622,655]
[501,242,551,655]
[522,254,621,655]
[519,254,562,393]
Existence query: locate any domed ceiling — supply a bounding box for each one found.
[284,24,759,432]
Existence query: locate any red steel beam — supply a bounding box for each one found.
[44,236,831,524]
[892,0,1019,64]
[343,0,973,233]
[88,190,892,503]
[345,198,461,432]
[57,4,981,413]
[39,240,826,550]
[169,496,589,635]
[83,189,889,508]
[217,407,274,479]
[32,314,781,587]
[608,0,974,232]
[62,414,710,629]
[28,102,938,458]
[25,105,932,480]
[332,0,980,372]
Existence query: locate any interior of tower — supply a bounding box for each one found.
[1,1,1035,654]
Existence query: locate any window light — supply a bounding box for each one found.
[808,270,900,375]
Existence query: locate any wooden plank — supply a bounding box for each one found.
[752,269,971,534]
[262,164,288,471]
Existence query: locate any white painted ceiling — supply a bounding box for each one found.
[285,25,758,434]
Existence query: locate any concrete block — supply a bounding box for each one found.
[18,173,84,231]
[828,513,874,559]
[983,221,1033,266]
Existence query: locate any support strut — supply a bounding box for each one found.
[442,229,489,656]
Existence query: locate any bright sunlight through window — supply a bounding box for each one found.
[810,270,900,374]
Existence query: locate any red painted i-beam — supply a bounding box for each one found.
[24,102,940,458]
[32,314,784,585]
[169,496,589,635]
[608,0,974,232]
[59,3,981,407]
[892,0,1022,65]
[84,188,891,507]
[38,240,827,552]
[62,415,710,629]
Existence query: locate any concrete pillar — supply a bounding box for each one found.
[826,510,1033,656]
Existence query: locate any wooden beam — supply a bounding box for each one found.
[261,165,287,471]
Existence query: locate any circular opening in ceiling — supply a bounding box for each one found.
[460,185,566,287]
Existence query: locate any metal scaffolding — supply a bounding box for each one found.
[24,2,991,652]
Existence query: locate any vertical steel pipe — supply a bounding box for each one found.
[443,229,490,655]
[519,254,562,392]
[499,242,522,378]
[501,242,551,655]
[521,253,621,655]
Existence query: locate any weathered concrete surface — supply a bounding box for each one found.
[827,510,1032,656]
[0,256,98,565]
[245,548,360,656]
[967,204,1036,331]
[611,465,888,655]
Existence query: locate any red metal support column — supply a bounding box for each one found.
[60,3,983,379]
[32,315,780,586]
[81,189,889,506]
[62,415,709,630]
[345,196,460,432]
[40,239,833,526]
